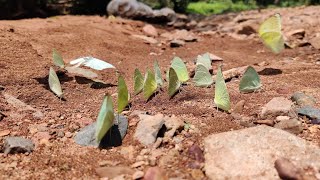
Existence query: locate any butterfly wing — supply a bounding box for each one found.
[95,95,115,142]
[143,70,157,101]
[83,57,115,70]
[259,14,284,53]
[48,67,63,98]
[168,68,181,98]
[117,75,129,113]
[239,66,262,93]
[134,68,144,95]
[214,66,231,111]
[196,54,211,70]
[193,64,213,87]
[52,49,65,68]
[154,60,163,87]
[171,56,189,83]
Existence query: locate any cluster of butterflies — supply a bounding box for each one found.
[49,13,284,143]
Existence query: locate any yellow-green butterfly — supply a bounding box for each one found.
[171,56,189,83]
[239,66,261,93]
[214,66,230,111]
[259,13,284,54]
[143,69,157,101]
[134,68,144,95]
[154,60,163,87]
[117,75,130,113]
[95,95,115,143]
[48,67,63,98]
[168,68,181,98]
[196,53,211,70]
[193,64,213,87]
[52,49,65,68]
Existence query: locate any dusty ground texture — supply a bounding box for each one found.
[0,5,320,179]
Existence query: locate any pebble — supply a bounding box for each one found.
[132,170,144,179]
[297,106,320,124]
[57,131,65,138]
[291,92,316,107]
[254,120,275,126]
[276,116,290,122]
[0,130,10,137]
[144,167,167,180]
[170,39,185,47]
[131,161,146,168]
[143,24,158,37]
[120,146,135,161]
[274,118,303,135]
[188,144,205,163]
[275,158,302,180]
[191,169,205,180]
[261,97,293,118]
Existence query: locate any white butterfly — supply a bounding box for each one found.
[70,57,115,71]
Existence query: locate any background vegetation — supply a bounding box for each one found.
[0,0,320,19]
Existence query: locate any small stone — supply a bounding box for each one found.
[132,35,158,44]
[291,92,316,107]
[297,106,320,124]
[57,131,65,138]
[208,53,223,61]
[274,119,303,135]
[134,114,165,146]
[254,120,275,126]
[275,158,302,180]
[261,97,293,118]
[120,146,135,161]
[144,167,168,180]
[309,36,320,49]
[131,161,146,168]
[170,39,185,48]
[164,115,184,138]
[188,144,205,163]
[95,166,134,178]
[233,100,245,114]
[39,138,51,146]
[191,169,205,180]
[0,130,10,137]
[65,132,73,138]
[276,116,290,122]
[143,24,158,37]
[4,137,35,155]
[132,170,144,179]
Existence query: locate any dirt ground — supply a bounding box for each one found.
[0,5,320,179]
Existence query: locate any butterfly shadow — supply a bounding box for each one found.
[258,68,282,76]
[74,76,116,89]
[146,91,160,102]
[98,125,123,149]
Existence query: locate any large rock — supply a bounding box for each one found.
[204,125,320,179]
[261,97,293,118]
[3,137,35,155]
[134,114,165,146]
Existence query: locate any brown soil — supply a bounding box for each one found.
[0,6,320,179]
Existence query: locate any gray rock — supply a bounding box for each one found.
[274,118,303,135]
[204,125,320,179]
[74,115,128,147]
[134,114,165,146]
[297,106,320,124]
[3,137,35,155]
[291,92,316,107]
[261,97,293,118]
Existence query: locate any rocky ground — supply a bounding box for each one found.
[0,5,320,180]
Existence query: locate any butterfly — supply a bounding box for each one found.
[168,67,181,98]
[154,60,163,87]
[70,57,115,70]
[48,67,63,98]
[52,49,65,69]
[95,95,115,143]
[134,68,144,95]
[259,13,284,54]
[214,66,230,111]
[171,56,189,83]
[117,75,130,113]
[239,66,261,93]
[143,69,157,101]
[193,64,213,87]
